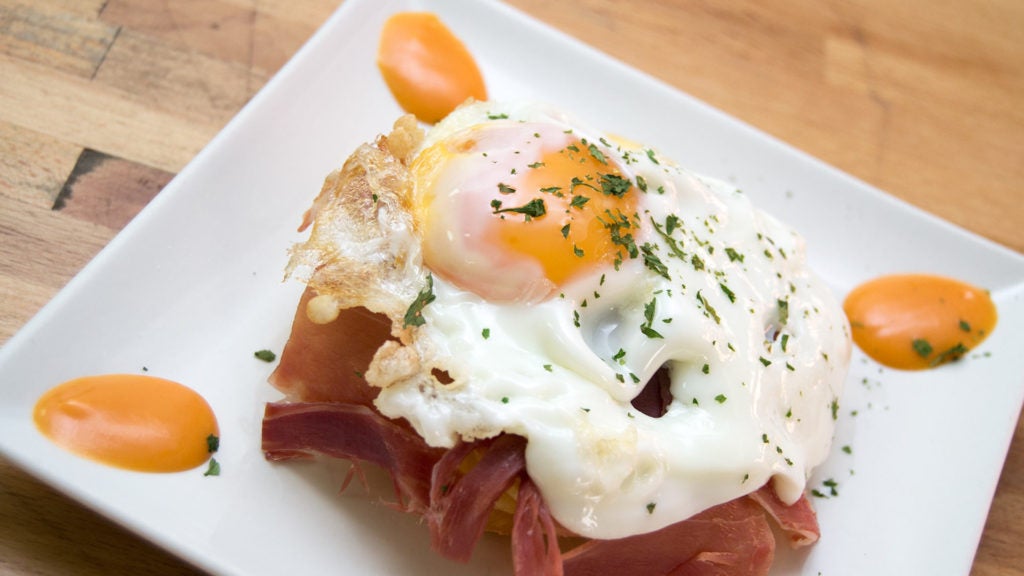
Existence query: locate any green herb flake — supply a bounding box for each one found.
[560,224,571,238]
[695,290,721,324]
[959,319,971,332]
[842,445,852,455]
[636,175,648,192]
[714,394,727,404]
[482,327,491,339]
[725,247,744,263]
[492,197,546,219]
[831,398,840,420]
[780,333,790,352]
[931,342,970,366]
[487,112,509,119]
[544,364,553,372]
[641,297,665,339]
[645,149,660,165]
[777,299,789,326]
[600,173,632,197]
[912,338,933,358]
[640,243,671,280]
[403,274,436,328]
[570,195,590,209]
[587,143,608,164]
[720,283,736,303]
[759,356,772,367]
[528,161,545,169]
[501,396,509,404]
[206,434,220,453]
[573,244,585,258]
[203,458,221,477]
[702,363,710,375]
[646,502,656,514]
[254,349,276,362]
[497,182,516,195]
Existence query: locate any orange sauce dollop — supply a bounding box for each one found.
[34,374,219,472]
[843,274,997,370]
[377,12,487,123]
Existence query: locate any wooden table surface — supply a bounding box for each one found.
[1,0,1021,574]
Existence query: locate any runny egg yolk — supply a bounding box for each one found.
[412,124,638,302]
[843,274,997,370]
[377,12,487,124]
[33,374,219,473]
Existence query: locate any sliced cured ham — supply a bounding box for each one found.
[748,483,820,547]
[268,287,391,406]
[262,287,822,576]
[559,498,775,576]
[262,401,444,513]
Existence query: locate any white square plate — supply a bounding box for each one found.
[2,0,1022,574]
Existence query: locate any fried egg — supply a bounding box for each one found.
[290,101,850,540]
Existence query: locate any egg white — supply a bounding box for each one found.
[357,101,852,539]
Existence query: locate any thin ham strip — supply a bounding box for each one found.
[427,435,527,562]
[512,476,564,576]
[262,401,444,513]
[268,287,391,406]
[560,498,775,576]
[748,483,820,547]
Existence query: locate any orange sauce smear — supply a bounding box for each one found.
[377,12,487,123]
[34,374,219,473]
[843,274,997,370]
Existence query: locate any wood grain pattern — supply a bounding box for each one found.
[0,0,1020,574]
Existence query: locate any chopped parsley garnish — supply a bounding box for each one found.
[487,112,509,119]
[587,142,608,164]
[573,244,585,258]
[613,348,626,364]
[492,197,546,219]
[780,333,790,352]
[482,328,491,339]
[714,394,727,404]
[203,458,221,477]
[646,502,656,514]
[560,224,571,238]
[501,396,509,404]
[690,254,705,271]
[600,173,632,197]
[540,186,562,195]
[759,356,772,367]
[544,364,553,372]
[720,283,736,303]
[640,297,664,339]
[959,320,971,332]
[403,274,436,328]
[830,398,840,420]
[528,161,545,169]
[842,445,852,455]
[695,290,721,324]
[497,183,516,194]
[570,194,590,209]
[725,247,744,262]
[931,342,969,366]
[206,434,220,453]
[640,243,670,280]
[645,149,660,164]
[636,175,648,192]
[665,214,680,235]
[254,349,276,362]
[912,338,933,358]
[777,299,789,326]
[702,363,710,374]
